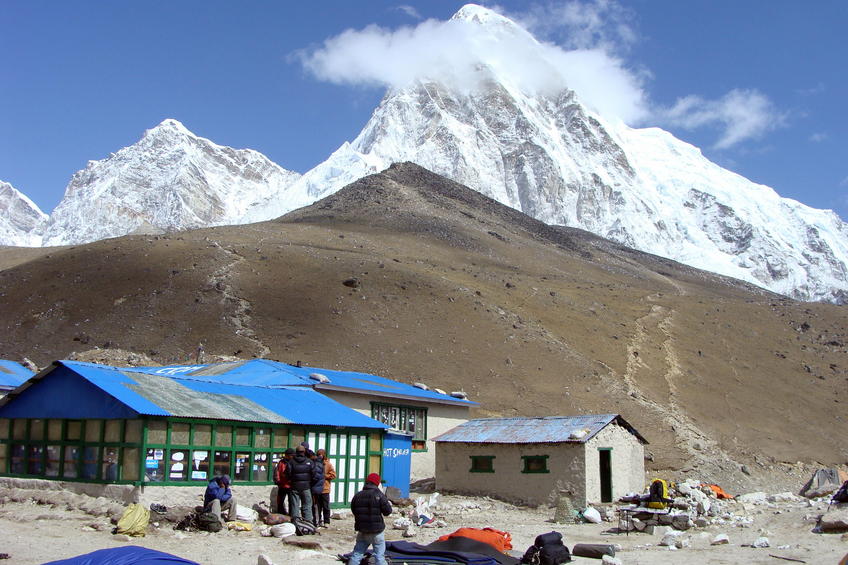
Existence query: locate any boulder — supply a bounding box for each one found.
[711,533,730,545]
[737,492,768,505]
[751,537,770,548]
[819,509,848,532]
[660,530,690,548]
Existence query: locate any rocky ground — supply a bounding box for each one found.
[1,483,846,565]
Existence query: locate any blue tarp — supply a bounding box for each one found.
[43,546,198,565]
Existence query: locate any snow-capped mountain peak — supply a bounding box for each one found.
[41,119,301,246]
[0,181,47,247]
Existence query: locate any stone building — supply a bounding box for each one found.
[433,414,647,507]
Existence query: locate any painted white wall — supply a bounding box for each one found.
[584,423,645,503]
[435,442,587,507]
[317,390,470,480]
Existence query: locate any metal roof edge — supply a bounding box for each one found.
[313,383,478,406]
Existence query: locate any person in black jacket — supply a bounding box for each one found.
[347,473,392,565]
[310,451,326,527]
[285,445,316,523]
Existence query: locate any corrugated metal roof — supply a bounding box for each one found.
[431,414,648,444]
[0,360,33,389]
[55,361,386,429]
[121,360,476,406]
[283,364,478,406]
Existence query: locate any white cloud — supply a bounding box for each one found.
[395,5,422,20]
[515,0,638,52]
[295,3,649,124]
[296,1,785,146]
[809,132,828,143]
[656,89,786,149]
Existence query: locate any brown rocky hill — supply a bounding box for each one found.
[1,162,845,490]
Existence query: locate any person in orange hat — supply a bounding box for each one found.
[347,473,392,565]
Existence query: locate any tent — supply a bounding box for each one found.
[43,546,199,565]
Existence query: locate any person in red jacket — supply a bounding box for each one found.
[273,448,294,515]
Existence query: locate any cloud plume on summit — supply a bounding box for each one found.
[295,7,650,124]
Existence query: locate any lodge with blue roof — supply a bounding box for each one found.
[0,358,475,506]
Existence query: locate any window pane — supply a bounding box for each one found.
[30,419,44,441]
[213,451,231,477]
[0,446,6,474]
[289,429,305,448]
[168,449,189,481]
[27,445,44,475]
[82,446,99,479]
[369,434,381,452]
[124,420,142,443]
[10,444,25,474]
[47,420,62,441]
[215,426,232,447]
[235,427,250,446]
[254,428,270,448]
[104,421,121,443]
[272,428,288,448]
[123,447,140,481]
[171,423,190,446]
[46,445,61,477]
[0,418,8,439]
[194,425,212,446]
[252,453,270,482]
[145,448,166,482]
[234,452,251,481]
[102,447,119,481]
[147,421,167,444]
[63,446,81,478]
[66,421,82,441]
[190,450,210,481]
[85,420,102,443]
[12,420,26,440]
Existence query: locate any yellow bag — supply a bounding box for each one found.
[646,478,671,509]
[227,521,253,531]
[116,503,150,536]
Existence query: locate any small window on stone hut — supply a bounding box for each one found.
[521,455,550,474]
[469,455,495,473]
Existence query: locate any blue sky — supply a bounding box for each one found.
[2,1,846,220]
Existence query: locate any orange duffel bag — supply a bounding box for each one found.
[437,527,513,552]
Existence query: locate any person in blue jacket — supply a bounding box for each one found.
[204,475,235,526]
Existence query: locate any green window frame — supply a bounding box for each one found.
[469,455,495,473]
[521,455,550,474]
[0,418,140,483]
[370,402,427,450]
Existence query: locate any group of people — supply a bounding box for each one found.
[202,442,393,565]
[273,442,336,527]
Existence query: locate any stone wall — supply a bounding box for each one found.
[0,476,276,511]
[434,442,587,507]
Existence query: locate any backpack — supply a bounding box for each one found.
[521,531,570,565]
[647,479,671,509]
[293,517,317,536]
[833,480,848,504]
[197,512,223,532]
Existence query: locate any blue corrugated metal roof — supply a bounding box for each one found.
[44,361,386,429]
[121,359,476,406]
[431,414,648,444]
[0,360,33,389]
[283,364,477,406]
